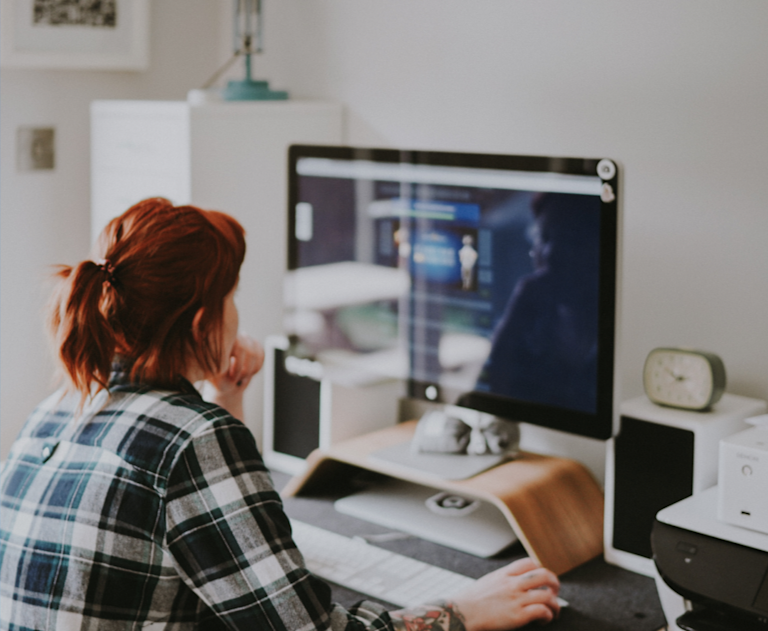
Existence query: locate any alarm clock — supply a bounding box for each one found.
[643,347,726,411]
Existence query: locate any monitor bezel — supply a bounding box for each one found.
[287,144,619,440]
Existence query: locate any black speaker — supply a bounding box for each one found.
[272,346,322,462]
[612,416,694,559]
[604,394,765,576]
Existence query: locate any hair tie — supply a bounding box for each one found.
[95,258,117,287]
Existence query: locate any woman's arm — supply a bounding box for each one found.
[389,559,560,631]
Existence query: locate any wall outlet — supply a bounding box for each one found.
[17,127,55,171]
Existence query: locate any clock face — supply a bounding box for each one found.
[643,349,723,410]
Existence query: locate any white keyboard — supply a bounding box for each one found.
[290,519,476,608]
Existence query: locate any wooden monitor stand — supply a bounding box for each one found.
[282,420,604,576]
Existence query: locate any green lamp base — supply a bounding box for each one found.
[223,79,288,101]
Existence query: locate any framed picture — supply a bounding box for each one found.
[0,0,149,70]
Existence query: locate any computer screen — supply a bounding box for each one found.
[285,146,619,440]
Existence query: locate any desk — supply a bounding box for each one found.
[273,471,667,631]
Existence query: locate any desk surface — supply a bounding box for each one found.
[273,471,667,631]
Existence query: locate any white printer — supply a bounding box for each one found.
[652,486,768,631]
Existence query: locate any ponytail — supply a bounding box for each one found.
[49,261,117,400]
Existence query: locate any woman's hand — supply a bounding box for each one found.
[206,334,264,420]
[449,557,561,630]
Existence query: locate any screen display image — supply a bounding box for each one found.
[286,147,619,439]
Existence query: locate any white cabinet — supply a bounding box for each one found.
[91,99,344,440]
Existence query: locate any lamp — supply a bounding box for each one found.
[199,0,288,101]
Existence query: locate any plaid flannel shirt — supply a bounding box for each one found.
[0,369,403,630]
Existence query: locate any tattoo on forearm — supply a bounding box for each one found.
[390,600,467,631]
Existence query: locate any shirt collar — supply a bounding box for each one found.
[108,357,201,397]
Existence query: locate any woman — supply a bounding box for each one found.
[0,198,560,630]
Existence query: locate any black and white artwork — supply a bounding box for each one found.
[2,0,147,69]
[33,0,117,27]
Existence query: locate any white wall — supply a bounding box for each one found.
[0,0,232,458]
[4,1,768,470]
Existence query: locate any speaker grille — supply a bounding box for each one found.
[273,349,321,459]
[613,415,695,558]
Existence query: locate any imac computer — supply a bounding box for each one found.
[282,145,620,554]
[285,146,619,438]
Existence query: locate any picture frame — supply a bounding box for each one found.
[0,0,150,70]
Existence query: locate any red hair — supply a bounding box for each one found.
[48,198,246,398]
